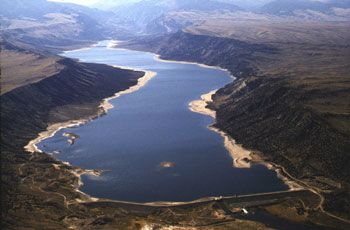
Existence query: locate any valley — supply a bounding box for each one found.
[1,0,350,229]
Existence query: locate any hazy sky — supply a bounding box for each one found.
[48,0,136,6]
[49,0,99,6]
[48,0,331,6]
[48,0,273,7]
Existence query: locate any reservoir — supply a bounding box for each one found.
[37,41,288,202]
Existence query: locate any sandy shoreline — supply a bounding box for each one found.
[101,69,156,111]
[52,161,101,202]
[189,91,253,169]
[111,40,235,80]
[24,120,86,153]
[154,55,233,78]
[24,70,156,154]
[188,91,302,190]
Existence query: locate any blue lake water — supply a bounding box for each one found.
[38,41,288,202]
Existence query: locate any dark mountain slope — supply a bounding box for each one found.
[1,58,143,150]
[122,31,275,76]
[212,75,350,219]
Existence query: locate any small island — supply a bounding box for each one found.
[63,132,80,145]
[160,161,175,168]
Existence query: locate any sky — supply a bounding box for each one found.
[48,0,331,6]
[48,0,138,7]
[46,0,275,11]
[47,0,272,7]
[49,0,99,6]
[48,0,334,10]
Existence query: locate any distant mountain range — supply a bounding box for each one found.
[91,0,268,11]
[91,0,140,10]
[219,0,273,10]
[0,0,119,49]
[261,0,350,15]
[112,0,241,32]
[0,0,109,20]
[1,0,349,41]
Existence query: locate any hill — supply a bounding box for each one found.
[0,0,117,51]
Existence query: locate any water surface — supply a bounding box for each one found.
[38,41,288,202]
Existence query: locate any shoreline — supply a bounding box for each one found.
[111,40,235,80]
[24,120,86,153]
[53,161,101,202]
[100,69,156,111]
[154,55,234,79]
[188,91,303,191]
[24,70,156,154]
[189,91,253,169]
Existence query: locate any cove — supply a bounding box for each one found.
[37,41,289,202]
